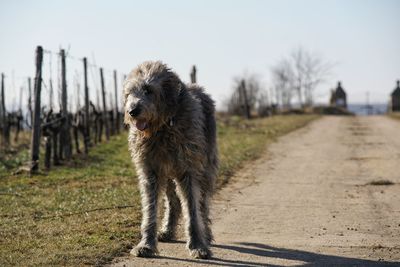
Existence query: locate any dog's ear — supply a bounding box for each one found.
[162,73,181,108]
[122,80,133,105]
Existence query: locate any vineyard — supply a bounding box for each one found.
[1,46,142,174]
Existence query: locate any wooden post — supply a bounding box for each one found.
[109,91,115,136]
[0,74,3,124]
[100,68,110,141]
[44,135,51,169]
[240,79,251,119]
[30,46,43,174]
[60,49,72,160]
[28,77,33,126]
[1,73,9,147]
[19,85,23,111]
[83,57,90,154]
[113,70,120,134]
[190,65,197,84]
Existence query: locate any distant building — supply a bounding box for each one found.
[330,81,347,108]
[391,80,400,112]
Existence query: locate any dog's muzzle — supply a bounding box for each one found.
[129,106,141,117]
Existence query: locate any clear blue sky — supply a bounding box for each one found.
[0,0,399,110]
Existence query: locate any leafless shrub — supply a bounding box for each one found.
[271,47,333,108]
[226,74,270,118]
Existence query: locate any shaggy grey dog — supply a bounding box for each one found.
[123,61,218,259]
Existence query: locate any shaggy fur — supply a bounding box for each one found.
[123,61,218,259]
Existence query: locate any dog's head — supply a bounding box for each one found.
[123,61,182,135]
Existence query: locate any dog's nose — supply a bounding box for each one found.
[129,106,141,117]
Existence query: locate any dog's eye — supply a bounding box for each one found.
[143,86,152,95]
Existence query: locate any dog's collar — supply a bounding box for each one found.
[166,84,186,128]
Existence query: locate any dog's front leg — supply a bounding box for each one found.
[131,174,158,257]
[176,174,211,259]
[158,179,181,242]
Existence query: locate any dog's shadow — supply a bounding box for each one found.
[158,241,398,266]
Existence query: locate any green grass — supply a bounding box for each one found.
[0,115,317,266]
[0,131,31,177]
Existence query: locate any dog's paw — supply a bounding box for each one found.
[189,247,212,259]
[157,231,174,242]
[130,245,158,258]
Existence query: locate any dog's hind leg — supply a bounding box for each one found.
[200,191,213,245]
[131,174,159,258]
[158,179,181,242]
[176,174,211,259]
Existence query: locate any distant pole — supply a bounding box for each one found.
[30,46,43,174]
[83,57,90,154]
[76,80,81,111]
[19,85,23,111]
[60,49,72,159]
[1,73,5,128]
[113,70,119,134]
[28,77,33,125]
[1,73,9,147]
[190,65,197,84]
[366,91,372,115]
[100,68,110,140]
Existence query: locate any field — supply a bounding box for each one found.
[0,115,317,266]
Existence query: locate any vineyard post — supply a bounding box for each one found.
[100,68,110,140]
[28,77,32,125]
[30,46,43,174]
[83,57,90,154]
[60,49,72,159]
[0,73,3,131]
[1,73,10,147]
[113,70,119,134]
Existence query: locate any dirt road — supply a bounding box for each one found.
[112,116,400,266]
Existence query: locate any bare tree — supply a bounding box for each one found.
[271,59,294,109]
[257,89,271,117]
[271,47,332,108]
[301,51,332,106]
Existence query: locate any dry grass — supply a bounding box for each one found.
[389,112,400,120]
[0,115,318,266]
